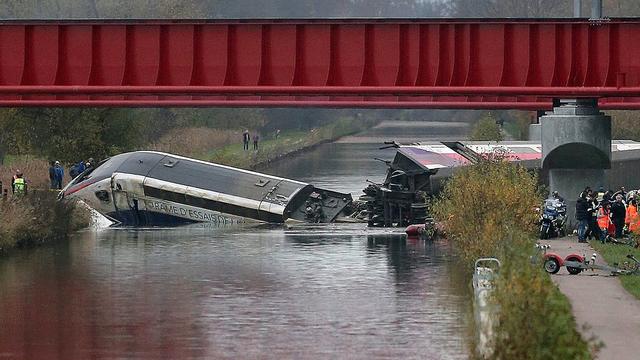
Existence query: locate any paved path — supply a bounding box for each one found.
[540,237,640,360]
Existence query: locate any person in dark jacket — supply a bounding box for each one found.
[53,161,64,189]
[76,160,86,174]
[242,130,250,150]
[253,133,260,150]
[575,192,590,243]
[48,161,56,189]
[610,194,627,238]
[586,189,599,240]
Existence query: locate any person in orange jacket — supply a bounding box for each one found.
[626,198,640,234]
[597,201,612,243]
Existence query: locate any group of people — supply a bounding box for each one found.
[241,129,281,151]
[0,157,96,199]
[242,130,260,151]
[48,158,94,189]
[48,161,65,189]
[575,186,637,243]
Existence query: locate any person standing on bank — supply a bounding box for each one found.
[610,194,627,239]
[597,201,612,243]
[253,133,260,150]
[48,161,56,189]
[11,170,26,196]
[575,192,590,243]
[242,130,250,151]
[53,161,64,190]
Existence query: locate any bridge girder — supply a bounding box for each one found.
[1,19,640,109]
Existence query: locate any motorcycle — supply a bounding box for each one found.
[539,198,567,239]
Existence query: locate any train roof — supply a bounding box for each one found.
[90,151,310,204]
[394,140,640,171]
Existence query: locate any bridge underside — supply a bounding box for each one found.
[1,19,640,108]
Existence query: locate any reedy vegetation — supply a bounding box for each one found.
[0,191,90,253]
[0,159,90,254]
[432,156,593,359]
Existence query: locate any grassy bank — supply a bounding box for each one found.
[433,156,593,359]
[590,240,640,300]
[0,191,90,253]
[0,160,91,254]
[207,116,378,169]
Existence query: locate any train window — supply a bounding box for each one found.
[95,190,110,202]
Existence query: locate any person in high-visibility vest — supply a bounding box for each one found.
[597,201,612,243]
[11,170,26,196]
[627,198,640,234]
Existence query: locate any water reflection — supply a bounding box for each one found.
[0,227,469,359]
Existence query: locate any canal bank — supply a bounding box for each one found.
[208,116,379,170]
[0,121,474,359]
[0,191,90,254]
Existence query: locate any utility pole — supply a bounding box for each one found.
[591,0,602,19]
[574,0,582,17]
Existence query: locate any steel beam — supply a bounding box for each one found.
[0,100,552,110]
[0,85,639,97]
[0,19,637,109]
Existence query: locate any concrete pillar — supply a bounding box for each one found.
[528,123,541,141]
[541,99,611,227]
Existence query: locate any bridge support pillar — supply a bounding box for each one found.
[541,99,611,227]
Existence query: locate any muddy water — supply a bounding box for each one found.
[0,122,472,359]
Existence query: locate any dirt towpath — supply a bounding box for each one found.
[540,237,640,360]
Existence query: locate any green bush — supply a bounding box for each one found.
[433,156,594,359]
[432,155,540,263]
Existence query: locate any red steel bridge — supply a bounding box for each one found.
[1,18,640,109]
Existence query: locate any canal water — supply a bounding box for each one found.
[0,121,471,359]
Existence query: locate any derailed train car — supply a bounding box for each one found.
[61,151,352,226]
[362,140,640,227]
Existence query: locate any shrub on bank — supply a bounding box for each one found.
[0,191,90,253]
[432,154,540,263]
[432,156,593,359]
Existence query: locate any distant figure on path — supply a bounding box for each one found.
[53,161,64,189]
[242,130,250,150]
[275,129,281,139]
[48,161,56,189]
[253,133,260,150]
